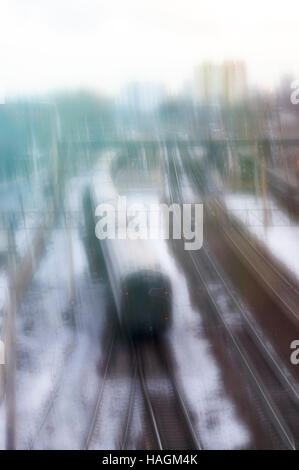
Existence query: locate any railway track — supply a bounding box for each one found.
[83,330,201,450]
[166,144,299,449]
[214,207,299,326]
[189,247,298,450]
[181,149,299,397]
[83,334,116,450]
[201,246,299,404]
[174,146,299,393]
[27,339,76,450]
[181,142,299,325]
[134,339,201,450]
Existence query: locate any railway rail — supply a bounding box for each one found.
[166,145,299,449]
[83,331,201,450]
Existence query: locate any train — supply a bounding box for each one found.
[85,156,172,338]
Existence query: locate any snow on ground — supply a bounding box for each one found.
[0,174,51,345]
[0,169,108,449]
[224,192,299,283]
[153,238,250,450]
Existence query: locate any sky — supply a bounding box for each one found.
[0,0,299,97]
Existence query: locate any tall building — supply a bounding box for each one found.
[222,60,247,104]
[194,60,247,105]
[194,62,222,103]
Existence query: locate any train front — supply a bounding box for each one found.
[121,269,172,338]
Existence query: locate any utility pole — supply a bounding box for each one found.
[259,138,271,227]
[5,293,16,450]
[5,219,17,449]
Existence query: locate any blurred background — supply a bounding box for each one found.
[0,0,299,450]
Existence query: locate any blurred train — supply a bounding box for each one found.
[85,160,171,337]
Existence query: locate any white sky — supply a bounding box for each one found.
[0,0,298,97]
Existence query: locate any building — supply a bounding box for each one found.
[194,60,247,105]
